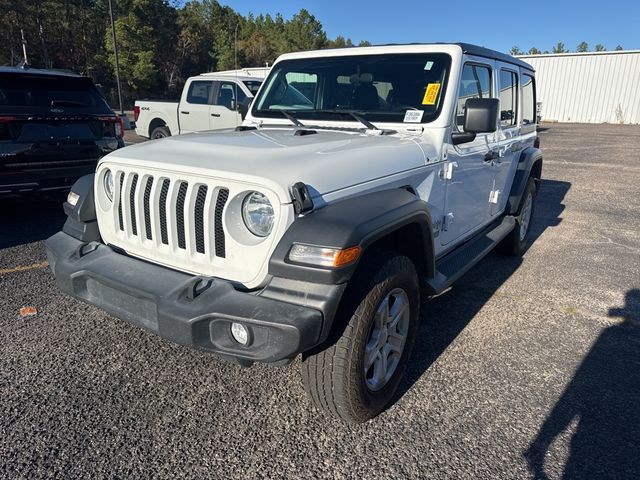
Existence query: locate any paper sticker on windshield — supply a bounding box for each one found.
[422,83,441,105]
[403,110,424,123]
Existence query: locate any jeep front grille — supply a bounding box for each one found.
[116,171,229,258]
[97,162,287,288]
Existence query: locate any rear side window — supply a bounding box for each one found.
[522,74,536,125]
[0,74,110,112]
[499,70,518,127]
[186,81,213,104]
[456,64,491,130]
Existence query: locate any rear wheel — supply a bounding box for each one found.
[150,125,171,139]
[301,253,420,423]
[500,176,537,256]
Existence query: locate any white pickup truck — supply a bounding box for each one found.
[134,73,264,139]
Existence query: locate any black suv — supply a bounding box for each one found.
[0,67,124,195]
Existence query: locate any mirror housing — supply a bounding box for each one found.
[238,97,252,120]
[452,98,499,145]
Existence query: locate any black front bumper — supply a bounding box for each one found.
[45,232,343,364]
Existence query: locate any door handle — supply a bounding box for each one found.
[484,150,499,162]
[180,111,190,115]
[210,113,221,117]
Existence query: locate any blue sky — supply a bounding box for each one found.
[217,0,639,54]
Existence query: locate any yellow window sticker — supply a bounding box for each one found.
[422,83,441,105]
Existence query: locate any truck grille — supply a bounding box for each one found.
[116,171,229,258]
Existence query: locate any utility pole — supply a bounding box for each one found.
[108,0,124,115]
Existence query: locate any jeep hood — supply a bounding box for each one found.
[103,127,431,203]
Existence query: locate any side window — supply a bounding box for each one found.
[522,74,536,125]
[216,82,237,109]
[456,64,491,130]
[499,70,518,127]
[186,81,213,105]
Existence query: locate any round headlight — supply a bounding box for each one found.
[103,169,114,201]
[241,191,274,237]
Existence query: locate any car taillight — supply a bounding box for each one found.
[0,116,17,123]
[98,116,124,138]
[115,116,124,137]
[133,105,140,122]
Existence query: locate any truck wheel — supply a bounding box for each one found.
[150,126,171,139]
[500,176,537,256]
[301,253,420,423]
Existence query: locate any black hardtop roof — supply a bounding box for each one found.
[374,42,534,72]
[455,43,534,71]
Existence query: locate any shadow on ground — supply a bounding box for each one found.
[397,178,571,401]
[0,193,67,249]
[525,289,640,480]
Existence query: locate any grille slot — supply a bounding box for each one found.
[194,185,208,254]
[117,173,124,231]
[129,174,138,235]
[176,182,188,250]
[214,188,229,258]
[159,179,170,245]
[143,176,153,240]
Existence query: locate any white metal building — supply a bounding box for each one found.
[517,50,640,124]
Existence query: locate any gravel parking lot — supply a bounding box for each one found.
[1,123,638,479]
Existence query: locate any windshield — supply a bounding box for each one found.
[252,53,451,124]
[243,80,262,96]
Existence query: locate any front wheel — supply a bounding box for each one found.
[301,253,420,423]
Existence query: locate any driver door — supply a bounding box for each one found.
[441,62,497,246]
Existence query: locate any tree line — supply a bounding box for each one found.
[0,0,371,107]
[510,41,625,56]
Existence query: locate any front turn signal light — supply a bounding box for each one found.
[288,244,362,268]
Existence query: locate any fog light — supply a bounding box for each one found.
[230,322,249,345]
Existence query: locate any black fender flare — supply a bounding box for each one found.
[268,188,435,285]
[507,147,543,214]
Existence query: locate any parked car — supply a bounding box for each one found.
[47,43,542,423]
[0,66,124,195]
[134,73,264,139]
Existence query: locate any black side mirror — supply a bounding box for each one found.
[238,98,252,120]
[452,98,499,145]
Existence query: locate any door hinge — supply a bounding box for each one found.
[489,189,501,204]
[443,212,454,231]
[440,161,458,181]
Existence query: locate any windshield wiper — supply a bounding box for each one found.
[277,109,306,128]
[313,109,381,131]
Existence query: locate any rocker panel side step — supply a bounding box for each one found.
[426,216,516,294]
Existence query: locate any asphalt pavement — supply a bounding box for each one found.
[1,123,639,479]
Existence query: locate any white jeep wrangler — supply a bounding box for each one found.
[46,43,542,423]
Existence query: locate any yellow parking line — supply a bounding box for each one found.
[0,261,49,276]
